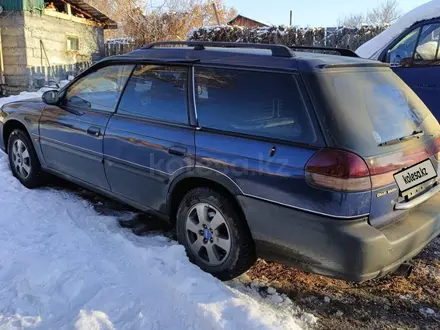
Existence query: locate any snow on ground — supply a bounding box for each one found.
[0,93,314,330]
[356,0,440,59]
[0,92,43,105]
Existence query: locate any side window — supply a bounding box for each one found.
[65,65,134,112]
[388,27,420,67]
[117,65,188,124]
[194,67,316,144]
[414,24,440,63]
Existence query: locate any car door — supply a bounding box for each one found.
[39,64,134,189]
[103,64,195,211]
[383,22,440,119]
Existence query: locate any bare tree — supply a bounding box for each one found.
[337,13,365,27]
[115,0,237,45]
[367,0,400,25]
[338,0,400,27]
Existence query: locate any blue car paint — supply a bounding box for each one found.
[195,130,371,218]
[39,104,112,190]
[103,114,196,212]
[392,65,440,119]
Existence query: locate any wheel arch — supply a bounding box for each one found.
[167,169,246,226]
[2,119,30,152]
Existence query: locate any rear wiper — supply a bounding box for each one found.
[378,130,424,147]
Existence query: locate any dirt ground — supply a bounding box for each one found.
[246,237,440,330]
[52,178,440,330]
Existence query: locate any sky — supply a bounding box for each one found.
[223,0,433,27]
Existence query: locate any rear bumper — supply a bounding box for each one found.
[238,193,440,282]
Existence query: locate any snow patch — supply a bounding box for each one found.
[229,279,318,328]
[356,0,440,59]
[0,92,43,106]
[0,314,41,329]
[74,310,115,330]
[0,91,310,329]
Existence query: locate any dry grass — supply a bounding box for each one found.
[247,238,440,329]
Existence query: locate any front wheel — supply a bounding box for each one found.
[176,187,256,280]
[7,129,44,188]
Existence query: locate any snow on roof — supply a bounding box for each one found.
[356,0,440,59]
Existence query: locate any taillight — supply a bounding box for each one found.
[306,140,440,192]
[305,149,371,192]
[367,143,431,189]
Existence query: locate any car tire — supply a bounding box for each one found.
[7,129,44,188]
[176,187,256,280]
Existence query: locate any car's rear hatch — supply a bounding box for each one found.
[304,66,440,228]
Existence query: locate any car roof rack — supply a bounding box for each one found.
[289,45,359,58]
[144,41,295,58]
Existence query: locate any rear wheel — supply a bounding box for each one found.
[176,187,256,280]
[7,129,44,188]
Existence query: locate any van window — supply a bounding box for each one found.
[194,67,317,144]
[388,27,420,67]
[118,65,188,124]
[414,24,440,63]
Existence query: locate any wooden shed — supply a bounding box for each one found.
[227,15,269,28]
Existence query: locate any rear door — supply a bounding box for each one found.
[103,64,195,211]
[193,67,369,219]
[384,22,440,119]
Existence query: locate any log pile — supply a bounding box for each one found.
[187,25,387,51]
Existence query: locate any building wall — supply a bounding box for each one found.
[24,11,105,89]
[0,10,105,93]
[0,11,28,94]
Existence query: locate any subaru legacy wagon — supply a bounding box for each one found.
[1,42,440,282]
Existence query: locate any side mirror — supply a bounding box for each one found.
[42,90,59,105]
[386,50,391,63]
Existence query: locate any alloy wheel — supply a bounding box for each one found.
[185,203,232,266]
[12,139,31,180]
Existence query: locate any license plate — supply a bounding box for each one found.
[394,159,437,192]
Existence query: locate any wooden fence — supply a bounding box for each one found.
[105,38,137,56]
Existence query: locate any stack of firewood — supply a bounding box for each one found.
[187,25,387,51]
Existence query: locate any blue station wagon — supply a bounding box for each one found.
[1,42,440,282]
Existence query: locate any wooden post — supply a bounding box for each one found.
[0,27,5,86]
[66,3,72,17]
[212,2,220,25]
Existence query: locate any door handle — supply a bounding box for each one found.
[87,126,101,137]
[168,146,187,157]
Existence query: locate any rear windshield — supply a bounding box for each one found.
[305,68,440,156]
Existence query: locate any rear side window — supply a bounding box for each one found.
[117,65,188,124]
[194,67,317,144]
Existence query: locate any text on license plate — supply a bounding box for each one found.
[394,159,437,192]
